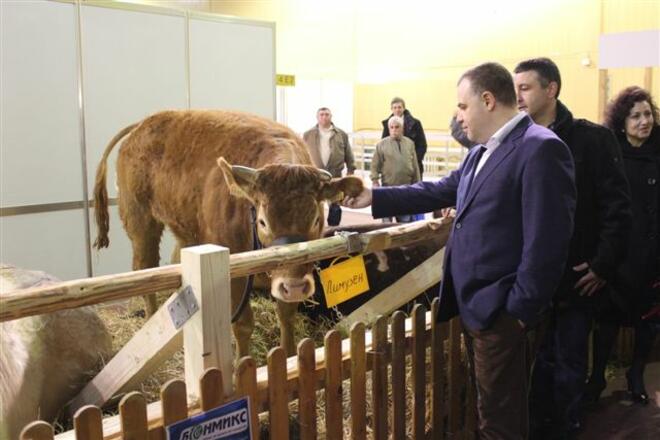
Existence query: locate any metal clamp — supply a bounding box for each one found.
[336,230,362,254]
[168,285,199,329]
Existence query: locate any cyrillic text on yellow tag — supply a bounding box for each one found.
[320,255,370,307]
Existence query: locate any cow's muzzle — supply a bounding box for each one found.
[269,234,315,302]
[272,273,315,303]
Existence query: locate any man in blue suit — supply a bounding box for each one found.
[343,62,577,439]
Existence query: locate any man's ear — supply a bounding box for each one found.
[319,176,364,202]
[482,91,496,111]
[217,157,257,203]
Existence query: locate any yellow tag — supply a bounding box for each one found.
[319,255,370,307]
[276,74,296,87]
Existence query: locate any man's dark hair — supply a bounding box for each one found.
[390,96,406,108]
[458,62,517,107]
[317,107,331,113]
[514,57,562,98]
[604,86,659,133]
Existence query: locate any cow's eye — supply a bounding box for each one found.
[258,219,267,228]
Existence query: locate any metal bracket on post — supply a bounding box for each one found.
[336,231,362,254]
[167,285,199,330]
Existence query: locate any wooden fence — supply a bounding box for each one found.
[6,215,637,440]
[21,301,476,440]
[7,218,478,439]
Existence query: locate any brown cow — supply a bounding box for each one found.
[93,110,362,356]
[0,264,112,440]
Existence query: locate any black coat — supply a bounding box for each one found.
[551,101,632,303]
[613,127,660,315]
[381,109,427,162]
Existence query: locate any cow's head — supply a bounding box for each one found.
[217,157,363,303]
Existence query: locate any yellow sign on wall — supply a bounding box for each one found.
[276,74,296,87]
[319,255,370,307]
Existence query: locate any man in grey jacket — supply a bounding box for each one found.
[371,115,421,223]
[303,107,356,225]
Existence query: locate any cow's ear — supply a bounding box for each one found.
[319,176,364,202]
[217,157,257,203]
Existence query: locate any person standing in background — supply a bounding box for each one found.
[450,111,478,149]
[381,97,428,178]
[371,115,421,223]
[514,57,631,439]
[586,86,660,406]
[303,107,356,226]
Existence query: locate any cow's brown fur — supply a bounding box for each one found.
[93,110,362,356]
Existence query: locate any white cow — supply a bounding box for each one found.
[0,264,112,439]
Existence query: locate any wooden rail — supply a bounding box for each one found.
[0,218,451,322]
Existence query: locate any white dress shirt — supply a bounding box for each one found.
[474,112,526,176]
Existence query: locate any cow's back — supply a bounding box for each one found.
[118,110,311,181]
[115,110,312,247]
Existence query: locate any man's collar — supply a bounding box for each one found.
[485,112,526,149]
[549,100,573,132]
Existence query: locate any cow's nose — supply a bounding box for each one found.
[274,275,315,302]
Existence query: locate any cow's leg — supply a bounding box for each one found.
[120,202,164,317]
[276,300,299,356]
[231,277,254,358]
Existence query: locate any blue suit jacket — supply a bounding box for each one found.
[372,116,577,330]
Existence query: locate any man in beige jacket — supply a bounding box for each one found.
[303,107,356,225]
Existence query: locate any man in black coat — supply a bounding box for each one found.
[381,97,427,178]
[514,58,632,439]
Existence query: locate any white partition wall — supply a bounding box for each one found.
[81,2,188,276]
[0,0,89,278]
[0,0,276,280]
[1,0,82,207]
[189,14,275,118]
[282,79,354,135]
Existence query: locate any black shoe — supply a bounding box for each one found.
[583,378,607,404]
[626,370,649,405]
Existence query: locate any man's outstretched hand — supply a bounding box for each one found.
[342,187,373,209]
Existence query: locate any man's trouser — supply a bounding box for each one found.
[529,305,591,437]
[327,202,342,226]
[464,311,531,440]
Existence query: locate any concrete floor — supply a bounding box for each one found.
[580,361,660,439]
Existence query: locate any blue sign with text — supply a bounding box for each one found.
[166,397,252,440]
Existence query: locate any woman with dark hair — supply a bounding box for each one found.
[586,86,660,404]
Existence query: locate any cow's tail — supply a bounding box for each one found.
[93,123,138,249]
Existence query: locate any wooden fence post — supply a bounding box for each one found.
[73,405,104,440]
[371,315,389,440]
[181,244,233,402]
[411,304,426,439]
[448,317,462,435]
[19,421,53,440]
[350,322,367,440]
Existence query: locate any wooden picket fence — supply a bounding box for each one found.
[8,219,475,439]
[20,301,476,440]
